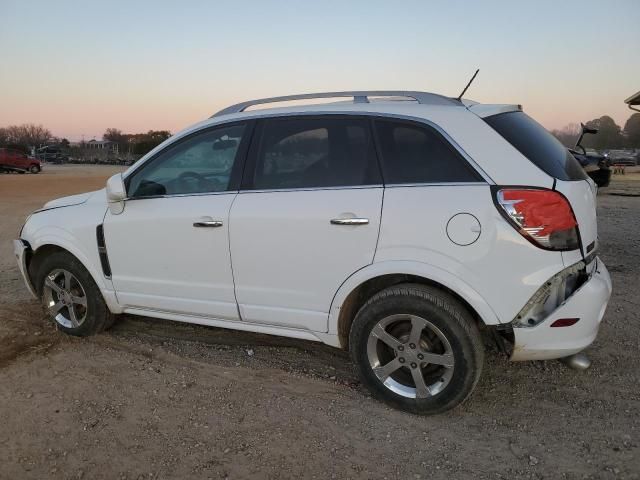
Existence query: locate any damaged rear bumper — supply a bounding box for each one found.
[510,258,612,361]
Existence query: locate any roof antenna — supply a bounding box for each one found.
[457,69,480,101]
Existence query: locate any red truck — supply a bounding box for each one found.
[0,148,41,173]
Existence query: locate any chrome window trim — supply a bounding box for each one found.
[125,185,387,199]
[241,112,495,186]
[125,110,495,186]
[238,184,384,195]
[124,190,238,201]
[384,182,487,188]
[124,182,487,198]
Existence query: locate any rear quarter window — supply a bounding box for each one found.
[484,111,587,181]
[374,119,482,184]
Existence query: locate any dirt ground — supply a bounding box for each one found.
[0,165,638,480]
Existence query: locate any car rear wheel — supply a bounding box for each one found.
[34,251,114,336]
[29,164,40,174]
[349,283,484,415]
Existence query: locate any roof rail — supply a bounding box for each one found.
[212,90,460,117]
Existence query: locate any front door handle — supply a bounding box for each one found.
[330,218,369,226]
[193,220,223,228]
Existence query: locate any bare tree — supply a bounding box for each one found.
[0,127,9,146]
[551,123,581,148]
[1,124,52,148]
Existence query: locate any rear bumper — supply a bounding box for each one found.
[13,239,37,298]
[511,258,612,361]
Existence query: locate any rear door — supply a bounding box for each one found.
[229,115,383,332]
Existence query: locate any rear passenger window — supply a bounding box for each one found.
[374,120,482,184]
[251,117,381,189]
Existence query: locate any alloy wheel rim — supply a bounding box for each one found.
[42,269,88,328]
[366,314,455,399]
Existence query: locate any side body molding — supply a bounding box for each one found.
[327,260,502,335]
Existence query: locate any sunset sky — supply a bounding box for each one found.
[1,0,638,141]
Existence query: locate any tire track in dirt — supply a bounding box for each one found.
[0,303,61,368]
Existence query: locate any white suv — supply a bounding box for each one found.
[14,91,612,414]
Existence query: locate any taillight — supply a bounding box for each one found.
[494,188,579,251]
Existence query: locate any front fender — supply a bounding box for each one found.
[29,228,106,287]
[327,260,501,335]
[23,226,123,314]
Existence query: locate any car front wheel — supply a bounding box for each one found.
[29,164,40,173]
[34,251,114,336]
[349,283,484,415]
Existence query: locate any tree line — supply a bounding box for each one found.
[0,124,171,157]
[0,124,54,152]
[551,113,640,150]
[102,128,171,155]
[3,113,640,157]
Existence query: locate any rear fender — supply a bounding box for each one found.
[328,260,501,335]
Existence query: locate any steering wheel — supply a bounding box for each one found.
[177,171,211,191]
[176,171,224,192]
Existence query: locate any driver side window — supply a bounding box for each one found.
[128,124,246,198]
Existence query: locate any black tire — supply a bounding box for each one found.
[34,251,115,336]
[29,164,40,174]
[349,283,484,415]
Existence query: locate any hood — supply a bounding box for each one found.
[41,190,99,210]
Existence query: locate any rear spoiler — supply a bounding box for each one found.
[464,103,523,119]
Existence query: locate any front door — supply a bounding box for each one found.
[230,116,383,332]
[103,122,251,319]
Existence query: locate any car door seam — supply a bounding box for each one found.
[227,191,243,321]
[373,186,385,264]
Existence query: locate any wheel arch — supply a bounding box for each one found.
[26,237,122,314]
[329,261,501,350]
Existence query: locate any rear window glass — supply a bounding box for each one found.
[484,111,587,181]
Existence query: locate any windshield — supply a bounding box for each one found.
[484,111,587,181]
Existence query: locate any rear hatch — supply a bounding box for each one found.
[481,109,598,259]
[554,177,598,258]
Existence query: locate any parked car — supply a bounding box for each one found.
[0,147,41,173]
[605,149,637,166]
[14,91,612,415]
[36,145,69,164]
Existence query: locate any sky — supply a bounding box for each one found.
[1,0,638,141]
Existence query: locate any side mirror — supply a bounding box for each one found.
[106,173,126,214]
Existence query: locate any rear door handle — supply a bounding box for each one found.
[330,218,369,226]
[193,220,223,228]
